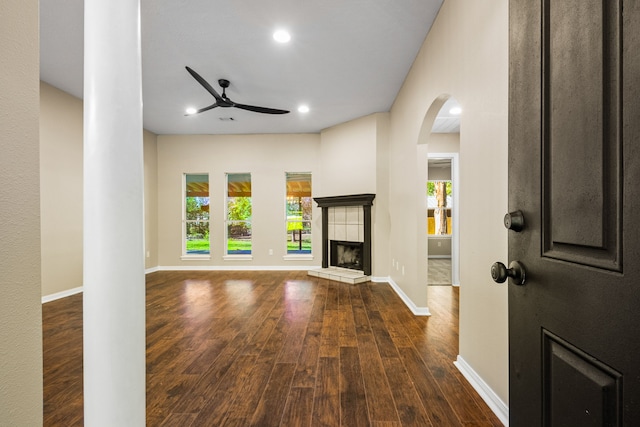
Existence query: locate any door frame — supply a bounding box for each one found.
[427,152,460,286]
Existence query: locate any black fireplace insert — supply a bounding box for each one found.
[330,240,364,271]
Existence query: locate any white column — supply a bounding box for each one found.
[83,1,145,425]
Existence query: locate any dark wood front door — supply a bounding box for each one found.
[508,1,640,425]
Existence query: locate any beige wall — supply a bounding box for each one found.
[39,83,159,297]
[374,113,391,278]
[0,0,43,424]
[157,134,321,267]
[144,129,159,269]
[318,114,378,196]
[429,132,460,153]
[40,82,84,296]
[388,0,509,405]
[319,113,391,278]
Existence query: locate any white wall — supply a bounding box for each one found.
[0,0,43,424]
[157,134,321,267]
[388,0,509,406]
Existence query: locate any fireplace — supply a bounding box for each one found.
[313,194,375,276]
[330,240,364,271]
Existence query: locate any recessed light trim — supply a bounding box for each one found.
[298,105,309,113]
[273,29,291,43]
[185,107,197,115]
[449,107,462,115]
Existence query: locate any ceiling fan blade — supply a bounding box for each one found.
[234,103,290,115]
[184,103,219,116]
[185,66,224,103]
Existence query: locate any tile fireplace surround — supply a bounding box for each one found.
[308,194,375,284]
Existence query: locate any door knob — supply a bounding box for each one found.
[504,211,524,231]
[491,261,526,285]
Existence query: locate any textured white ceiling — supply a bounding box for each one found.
[40,0,448,135]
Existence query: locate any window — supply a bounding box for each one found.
[226,173,252,255]
[286,172,312,254]
[184,174,210,255]
[427,181,452,235]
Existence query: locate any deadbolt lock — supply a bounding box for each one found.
[504,211,525,232]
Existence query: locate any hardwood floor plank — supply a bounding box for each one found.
[291,319,323,388]
[367,309,400,358]
[158,412,196,427]
[336,285,358,348]
[325,281,339,311]
[352,302,400,423]
[381,356,433,426]
[186,355,257,425]
[222,357,278,425]
[239,301,285,357]
[277,295,314,363]
[170,331,250,414]
[249,362,297,426]
[319,309,340,358]
[339,346,370,426]
[311,356,340,427]
[281,387,314,427]
[42,271,504,427]
[397,346,461,426]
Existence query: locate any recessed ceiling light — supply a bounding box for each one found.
[449,107,462,115]
[273,29,291,43]
[298,105,309,113]
[185,107,197,115]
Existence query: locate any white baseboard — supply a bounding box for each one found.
[145,266,160,274]
[454,355,509,426]
[156,265,319,272]
[383,277,431,316]
[42,286,83,304]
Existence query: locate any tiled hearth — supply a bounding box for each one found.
[307,266,369,284]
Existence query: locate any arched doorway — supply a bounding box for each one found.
[417,95,461,287]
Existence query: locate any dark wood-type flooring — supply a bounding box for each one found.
[43,270,503,426]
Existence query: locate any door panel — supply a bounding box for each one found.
[543,330,623,425]
[543,0,622,270]
[509,0,640,425]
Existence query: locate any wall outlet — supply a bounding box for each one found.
[268,249,273,255]
[437,241,442,247]
[402,266,405,275]
[146,251,150,258]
